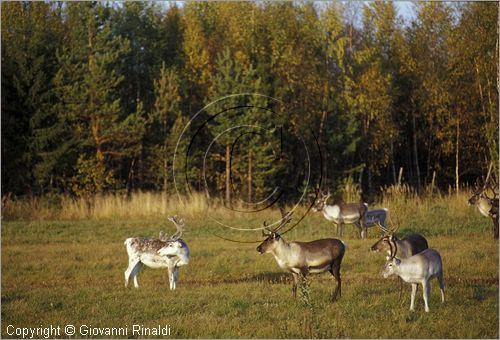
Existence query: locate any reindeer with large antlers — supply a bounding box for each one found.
[370,221,429,298]
[312,189,369,239]
[370,222,429,261]
[256,208,346,302]
[124,215,190,290]
[469,164,499,239]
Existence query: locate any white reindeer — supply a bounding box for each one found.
[124,216,190,290]
[382,248,445,312]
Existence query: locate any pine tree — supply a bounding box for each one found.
[1,2,63,194]
[52,3,145,196]
[147,63,182,192]
[112,2,163,115]
[205,48,275,205]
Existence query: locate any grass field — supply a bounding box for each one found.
[1,192,499,338]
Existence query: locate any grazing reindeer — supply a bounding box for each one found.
[370,222,429,298]
[124,216,190,290]
[311,189,368,239]
[382,248,445,312]
[468,165,499,239]
[256,208,346,302]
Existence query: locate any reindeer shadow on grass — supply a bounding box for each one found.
[472,284,497,302]
[250,271,292,284]
[184,272,291,286]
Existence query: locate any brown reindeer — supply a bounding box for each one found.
[256,208,346,302]
[312,189,369,239]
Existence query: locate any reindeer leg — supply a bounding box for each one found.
[398,277,404,300]
[493,216,499,239]
[359,216,367,239]
[437,271,445,303]
[410,283,417,311]
[168,266,174,290]
[422,280,431,312]
[329,260,342,302]
[129,262,142,288]
[125,259,140,288]
[173,266,180,290]
[291,272,300,299]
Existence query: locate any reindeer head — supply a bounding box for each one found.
[469,178,498,205]
[256,208,293,254]
[382,257,401,279]
[158,215,186,256]
[370,221,399,259]
[311,189,331,212]
[469,164,498,205]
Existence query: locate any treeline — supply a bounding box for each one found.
[1,1,498,203]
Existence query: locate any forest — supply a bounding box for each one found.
[2,1,498,204]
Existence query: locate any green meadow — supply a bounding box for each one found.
[1,192,498,338]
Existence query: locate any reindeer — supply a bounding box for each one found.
[468,164,499,239]
[370,222,429,298]
[382,248,445,312]
[370,223,428,260]
[365,208,389,235]
[311,189,368,239]
[124,215,190,290]
[256,208,346,302]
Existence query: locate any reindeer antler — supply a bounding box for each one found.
[317,189,331,201]
[309,186,321,198]
[261,220,272,236]
[261,208,294,235]
[484,180,499,200]
[375,222,389,234]
[484,162,494,186]
[167,215,185,241]
[159,231,167,241]
[277,207,293,232]
[388,215,400,234]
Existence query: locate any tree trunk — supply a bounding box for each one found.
[475,59,486,114]
[411,110,421,190]
[455,119,460,194]
[247,149,252,203]
[430,170,436,194]
[398,167,403,186]
[163,150,168,194]
[367,167,372,196]
[319,110,328,183]
[391,140,396,184]
[225,143,231,205]
[126,157,136,199]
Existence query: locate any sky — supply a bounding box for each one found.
[395,1,417,20]
[165,1,418,21]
